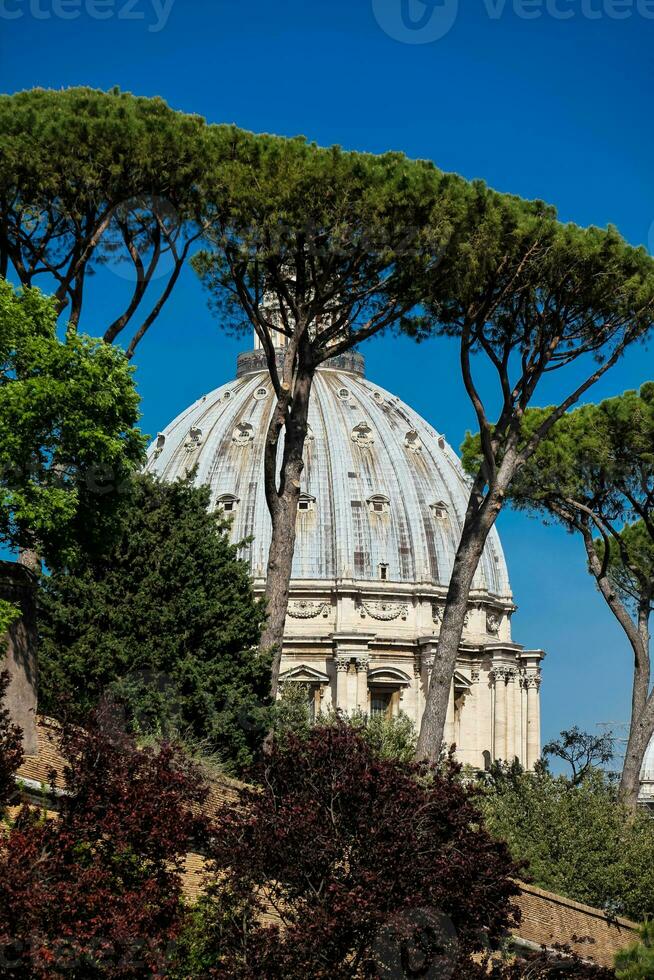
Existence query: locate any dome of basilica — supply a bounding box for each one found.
[146,349,510,599]
[147,346,543,771]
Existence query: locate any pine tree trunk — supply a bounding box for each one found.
[581,529,652,808]
[620,608,653,808]
[620,701,654,807]
[415,498,500,761]
[261,495,300,695]
[259,366,314,697]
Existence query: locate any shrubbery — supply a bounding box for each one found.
[0,709,209,978]
[479,759,654,921]
[39,474,271,772]
[185,723,522,979]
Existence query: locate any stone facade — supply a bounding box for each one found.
[277,583,543,769]
[147,345,544,768]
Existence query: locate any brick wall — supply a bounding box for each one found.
[513,881,639,968]
[12,717,643,969]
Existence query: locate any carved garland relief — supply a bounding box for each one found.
[359,601,408,621]
[287,600,330,619]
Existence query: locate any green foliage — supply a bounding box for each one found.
[356,710,418,763]
[543,727,615,786]
[273,683,417,762]
[192,133,462,350]
[461,385,654,571]
[615,921,654,978]
[0,670,23,813]
[0,87,219,350]
[600,520,654,613]
[0,278,145,569]
[273,681,312,741]
[0,598,20,638]
[38,473,271,772]
[479,762,654,921]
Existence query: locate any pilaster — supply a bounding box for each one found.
[355,656,370,713]
[335,655,350,711]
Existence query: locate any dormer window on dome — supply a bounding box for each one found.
[297,493,316,513]
[378,562,389,581]
[352,421,375,447]
[232,421,254,446]
[367,494,390,515]
[153,433,166,459]
[404,430,422,454]
[430,501,449,520]
[217,493,239,514]
[184,426,203,453]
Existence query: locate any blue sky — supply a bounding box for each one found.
[2,0,653,754]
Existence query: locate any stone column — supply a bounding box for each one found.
[520,675,528,765]
[413,657,423,726]
[420,652,435,717]
[445,681,455,748]
[355,657,369,714]
[335,655,350,712]
[492,667,508,762]
[469,666,482,768]
[505,667,518,763]
[525,674,542,769]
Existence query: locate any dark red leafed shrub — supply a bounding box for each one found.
[0,707,209,978]
[197,723,523,979]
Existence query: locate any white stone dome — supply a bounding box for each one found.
[146,351,511,601]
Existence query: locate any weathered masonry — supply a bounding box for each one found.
[148,341,544,769]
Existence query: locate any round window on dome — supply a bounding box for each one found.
[338,387,350,400]
[254,386,268,400]
[232,422,255,446]
[352,421,375,447]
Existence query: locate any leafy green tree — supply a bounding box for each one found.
[193,137,465,690]
[463,386,654,805]
[0,86,220,354]
[38,474,271,771]
[479,761,654,921]
[543,727,615,786]
[274,682,418,762]
[413,192,654,761]
[615,921,654,979]
[0,277,144,568]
